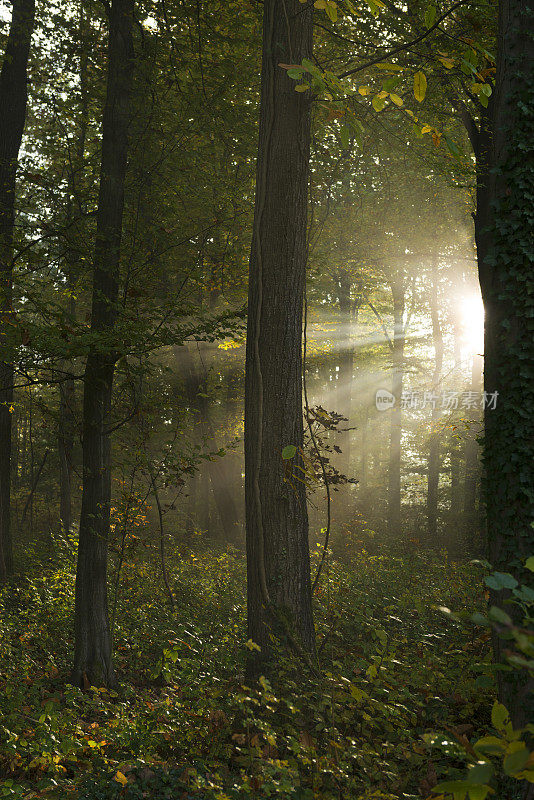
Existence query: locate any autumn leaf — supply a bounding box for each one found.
[413,71,427,102]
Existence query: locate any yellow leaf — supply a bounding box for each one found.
[389,93,403,106]
[114,771,128,786]
[438,56,455,68]
[413,70,427,102]
[295,84,310,92]
[421,124,432,133]
[358,85,371,95]
[245,639,261,651]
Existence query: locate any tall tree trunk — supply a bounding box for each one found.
[427,259,443,542]
[177,345,241,542]
[478,0,534,728]
[335,274,353,480]
[59,8,89,537]
[73,0,135,688]
[0,0,35,579]
[244,0,315,676]
[462,353,482,548]
[387,278,405,539]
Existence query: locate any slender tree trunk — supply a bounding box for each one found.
[177,345,241,541]
[244,0,315,676]
[59,11,89,537]
[427,259,443,542]
[73,0,135,688]
[478,0,534,728]
[387,278,405,539]
[335,274,353,479]
[0,0,35,579]
[462,353,482,548]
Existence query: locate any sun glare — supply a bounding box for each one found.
[461,292,485,354]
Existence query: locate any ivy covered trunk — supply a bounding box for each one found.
[73,0,135,688]
[244,0,316,676]
[0,0,35,579]
[479,0,534,727]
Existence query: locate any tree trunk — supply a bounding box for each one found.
[387,278,405,539]
[244,0,315,677]
[73,0,135,688]
[462,353,482,549]
[58,10,89,537]
[0,0,35,579]
[427,259,443,542]
[477,0,534,727]
[177,345,241,542]
[335,274,353,480]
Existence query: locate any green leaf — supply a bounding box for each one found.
[287,68,304,79]
[413,70,427,102]
[467,763,493,784]
[425,4,436,26]
[491,701,510,732]
[444,135,461,158]
[525,555,534,572]
[485,571,518,590]
[503,746,530,775]
[468,787,490,800]
[372,95,386,112]
[282,445,297,460]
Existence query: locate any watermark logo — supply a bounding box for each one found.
[375,389,396,410]
[375,389,498,411]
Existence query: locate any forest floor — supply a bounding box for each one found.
[0,537,503,800]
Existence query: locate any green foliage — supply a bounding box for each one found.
[0,547,494,799]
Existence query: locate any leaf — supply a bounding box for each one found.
[325,0,338,22]
[372,95,386,112]
[295,84,309,93]
[467,763,493,784]
[444,135,461,158]
[413,70,427,102]
[114,771,128,786]
[389,93,403,106]
[282,445,297,459]
[491,701,510,732]
[425,4,436,27]
[503,746,530,775]
[245,639,261,651]
[485,571,518,590]
[468,787,490,800]
[358,84,371,95]
[474,735,506,754]
[525,555,534,572]
[287,68,304,79]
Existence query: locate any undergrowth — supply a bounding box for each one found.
[0,541,517,799]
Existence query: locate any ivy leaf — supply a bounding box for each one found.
[413,71,427,102]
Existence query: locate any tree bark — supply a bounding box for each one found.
[427,259,443,542]
[476,0,534,727]
[244,0,316,677]
[387,277,405,539]
[0,0,35,579]
[73,0,135,688]
[462,353,482,548]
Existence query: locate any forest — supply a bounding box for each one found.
[0,0,533,798]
